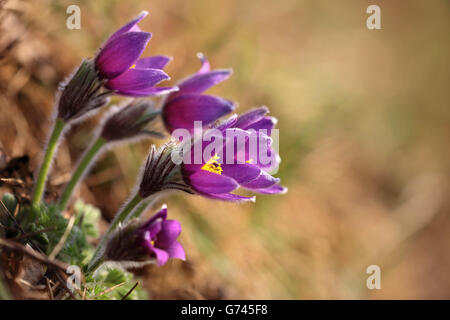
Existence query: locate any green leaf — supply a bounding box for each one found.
[73,200,100,238]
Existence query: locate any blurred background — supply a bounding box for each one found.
[0,0,449,299]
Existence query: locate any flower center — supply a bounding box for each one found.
[201,154,223,175]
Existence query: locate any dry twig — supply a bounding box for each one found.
[121,281,139,300]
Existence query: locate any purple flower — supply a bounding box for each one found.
[233,106,281,173]
[138,206,185,266]
[180,109,286,202]
[95,11,177,97]
[104,206,185,266]
[162,53,234,133]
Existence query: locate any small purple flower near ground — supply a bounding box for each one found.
[162,53,234,133]
[95,11,177,97]
[138,206,185,266]
[104,206,185,266]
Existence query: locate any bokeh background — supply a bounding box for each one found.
[1,0,449,299]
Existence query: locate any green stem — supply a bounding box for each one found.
[108,193,143,232]
[123,199,150,224]
[58,137,106,210]
[86,193,143,273]
[31,118,66,209]
[0,276,11,300]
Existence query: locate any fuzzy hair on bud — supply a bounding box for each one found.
[138,142,193,198]
[103,219,150,262]
[104,206,185,267]
[57,59,111,123]
[100,100,163,142]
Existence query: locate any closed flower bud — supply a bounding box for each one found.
[57,59,110,123]
[138,142,193,198]
[100,100,163,142]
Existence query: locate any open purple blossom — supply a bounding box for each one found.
[104,206,185,266]
[162,53,234,133]
[138,206,185,266]
[180,110,287,202]
[95,11,177,97]
[233,106,281,173]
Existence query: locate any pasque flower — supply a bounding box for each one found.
[32,12,175,209]
[233,106,281,173]
[104,206,185,266]
[180,109,286,202]
[162,53,234,133]
[32,59,110,209]
[87,143,191,271]
[95,11,177,97]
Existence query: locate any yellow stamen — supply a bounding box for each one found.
[201,154,223,175]
[130,64,136,69]
[246,159,253,164]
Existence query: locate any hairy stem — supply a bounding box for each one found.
[86,193,143,273]
[123,199,150,224]
[58,137,106,210]
[31,118,66,209]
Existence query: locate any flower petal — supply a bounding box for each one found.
[221,163,261,184]
[242,170,279,189]
[116,86,178,97]
[165,241,186,260]
[261,150,281,173]
[156,220,182,248]
[96,32,151,79]
[140,206,167,230]
[214,114,238,131]
[225,128,276,169]
[187,170,238,194]
[244,116,277,134]
[152,247,170,266]
[175,69,232,96]
[163,94,235,132]
[250,184,287,195]
[135,56,172,70]
[196,52,211,74]
[199,192,256,202]
[147,223,162,239]
[106,68,170,91]
[106,11,149,43]
[234,107,269,129]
